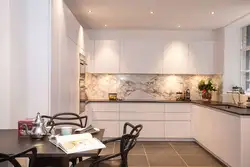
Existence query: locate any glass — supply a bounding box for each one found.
[247,25,250,46]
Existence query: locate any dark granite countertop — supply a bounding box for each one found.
[80,99,250,116]
[192,101,250,116]
[80,99,191,103]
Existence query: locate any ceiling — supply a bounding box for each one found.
[64,0,250,30]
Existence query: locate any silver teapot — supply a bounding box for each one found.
[23,112,47,139]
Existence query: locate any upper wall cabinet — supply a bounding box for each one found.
[63,4,84,49]
[163,41,189,74]
[94,40,120,73]
[120,40,164,73]
[188,42,214,74]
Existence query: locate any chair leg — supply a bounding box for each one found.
[121,154,128,167]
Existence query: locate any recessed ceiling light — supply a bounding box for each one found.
[211,11,215,15]
[150,11,154,14]
[177,25,181,28]
[104,24,108,27]
[88,10,92,13]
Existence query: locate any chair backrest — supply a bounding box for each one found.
[42,113,88,132]
[0,147,37,167]
[120,122,143,154]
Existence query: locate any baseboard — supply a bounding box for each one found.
[137,138,195,141]
[194,139,230,167]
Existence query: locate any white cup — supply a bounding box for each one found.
[61,127,73,136]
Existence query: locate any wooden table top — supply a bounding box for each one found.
[0,129,105,158]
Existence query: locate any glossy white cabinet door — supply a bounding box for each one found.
[188,41,214,74]
[88,103,119,112]
[64,3,82,47]
[120,112,165,121]
[120,40,164,73]
[120,121,165,138]
[165,113,191,121]
[165,121,191,138]
[165,104,191,113]
[92,121,120,138]
[93,112,119,121]
[191,105,241,167]
[94,40,120,73]
[120,103,164,112]
[163,41,189,74]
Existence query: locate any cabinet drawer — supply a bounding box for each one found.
[93,111,119,120]
[165,104,191,113]
[120,121,165,138]
[165,113,191,121]
[88,103,119,112]
[92,121,119,138]
[120,112,165,121]
[120,103,164,112]
[165,121,191,138]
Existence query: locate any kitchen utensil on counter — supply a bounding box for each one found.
[176,92,184,101]
[184,89,191,101]
[23,112,48,139]
[108,93,117,101]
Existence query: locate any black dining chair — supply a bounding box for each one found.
[42,112,88,132]
[39,112,88,167]
[75,122,143,167]
[0,147,37,167]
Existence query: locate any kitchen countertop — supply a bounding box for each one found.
[80,99,250,116]
[80,99,191,103]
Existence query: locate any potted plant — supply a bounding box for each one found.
[198,78,217,101]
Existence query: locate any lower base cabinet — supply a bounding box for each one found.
[92,121,120,138]
[192,105,241,167]
[165,121,191,138]
[120,121,165,138]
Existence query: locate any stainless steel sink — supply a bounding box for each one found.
[212,104,243,109]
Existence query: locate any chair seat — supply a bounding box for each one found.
[76,158,122,167]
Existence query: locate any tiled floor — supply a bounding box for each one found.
[99,141,226,167]
[17,141,226,167]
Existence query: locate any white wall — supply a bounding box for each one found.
[222,14,250,93]
[0,0,11,129]
[51,0,86,115]
[213,28,224,74]
[26,0,51,118]
[9,0,29,128]
[0,0,51,129]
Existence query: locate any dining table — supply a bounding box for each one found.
[0,129,105,167]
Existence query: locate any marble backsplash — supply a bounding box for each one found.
[82,73,222,101]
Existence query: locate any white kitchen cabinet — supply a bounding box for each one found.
[120,112,165,121]
[64,3,81,46]
[120,121,165,138]
[87,103,119,112]
[165,121,191,138]
[120,40,164,73]
[165,112,191,121]
[94,40,120,73]
[163,41,189,74]
[188,41,214,74]
[92,121,120,138]
[93,112,119,121]
[165,103,191,113]
[120,103,164,112]
[191,105,241,167]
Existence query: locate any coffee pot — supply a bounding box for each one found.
[23,112,47,139]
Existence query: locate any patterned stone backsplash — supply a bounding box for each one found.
[83,73,222,101]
